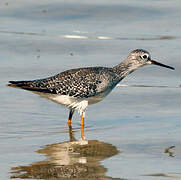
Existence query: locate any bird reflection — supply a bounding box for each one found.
[11,126,122,180]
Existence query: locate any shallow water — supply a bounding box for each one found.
[0,0,181,179]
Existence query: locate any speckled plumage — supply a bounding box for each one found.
[13,67,120,98]
[8,49,174,130]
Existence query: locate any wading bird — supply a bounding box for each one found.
[8,49,174,139]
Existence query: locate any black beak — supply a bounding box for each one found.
[150,60,175,70]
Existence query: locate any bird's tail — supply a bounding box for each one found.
[7,80,52,93]
[7,80,32,89]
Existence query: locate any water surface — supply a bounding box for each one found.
[0,0,181,179]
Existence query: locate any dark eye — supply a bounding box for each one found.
[140,54,148,59]
[143,55,148,59]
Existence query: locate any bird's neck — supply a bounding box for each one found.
[113,61,136,79]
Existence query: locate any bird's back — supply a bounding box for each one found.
[8,67,120,99]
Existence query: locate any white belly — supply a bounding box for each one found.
[37,93,88,115]
[36,87,112,115]
[49,94,105,107]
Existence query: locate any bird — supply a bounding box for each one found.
[8,49,174,139]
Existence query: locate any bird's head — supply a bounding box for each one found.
[126,49,175,70]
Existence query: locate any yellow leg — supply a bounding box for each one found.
[81,126,85,140]
[68,119,71,126]
[68,124,74,142]
[67,109,74,127]
[81,113,85,140]
[81,113,84,127]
